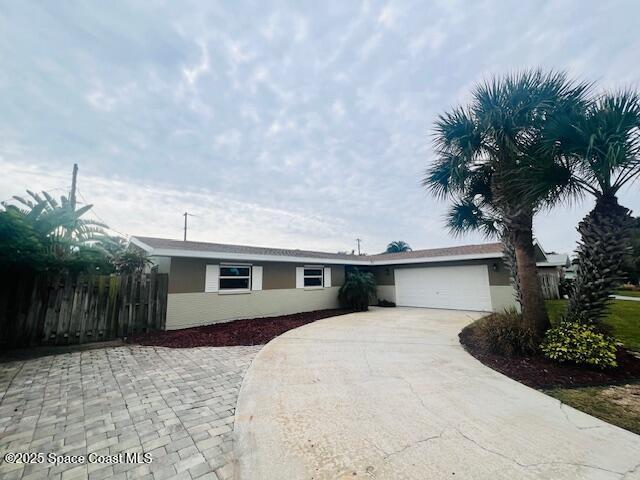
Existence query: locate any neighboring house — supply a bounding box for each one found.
[534,241,571,299]
[131,236,518,330]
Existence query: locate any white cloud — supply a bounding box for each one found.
[377,4,398,28]
[331,100,346,118]
[0,159,353,251]
[3,0,640,256]
[293,15,309,42]
[409,26,447,56]
[214,129,242,149]
[182,41,210,86]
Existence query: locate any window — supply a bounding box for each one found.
[304,267,323,287]
[219,265,251,291]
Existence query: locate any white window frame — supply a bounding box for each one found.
[218,263,252,294]
[303,265,324,289]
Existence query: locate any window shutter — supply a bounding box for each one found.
[252,266,263,291]
[296,267,304,289]
[323,267,332,288]
[205,265,220,292]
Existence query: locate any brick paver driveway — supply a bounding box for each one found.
[0,344,260,480]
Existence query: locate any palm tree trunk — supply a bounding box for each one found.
[566,194,633,325]
[501,230,523,306]
[509,211,550,338]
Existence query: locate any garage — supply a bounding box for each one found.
[394,264,492,311]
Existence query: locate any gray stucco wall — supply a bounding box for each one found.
[374,259,510,286]
[167,257,346,294]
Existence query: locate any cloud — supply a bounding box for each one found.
[377,4,399,28]
[2,0,640,256]
[182,41,210,87]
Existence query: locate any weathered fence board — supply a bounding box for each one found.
[0,272,168,348]
[539,272,561,300]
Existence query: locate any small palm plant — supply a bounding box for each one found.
[338,269,377,311]
[385,241,412,253]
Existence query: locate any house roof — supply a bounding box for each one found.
[537,253,570,268]
[131,236,505,266]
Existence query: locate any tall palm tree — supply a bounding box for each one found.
[550,91,640,324]
[439,170,524,305]
[424,70,588,338]
[385,240,412,253]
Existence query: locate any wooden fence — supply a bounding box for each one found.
[539,272,561,300]
[0,272,168,348]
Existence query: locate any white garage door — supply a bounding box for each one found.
[395,265,492,311]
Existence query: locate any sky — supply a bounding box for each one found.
[1,1,639,255]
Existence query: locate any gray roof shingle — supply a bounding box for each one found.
[132,236,504,263]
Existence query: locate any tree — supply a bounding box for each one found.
[112,249,151,274]
[0,207,52,271]
[7,190,109,260]
[338,269,377,311]
[549,92,640,324]
[424,70,589,339]
[624,217,640,285]
[385,241,412,253]
[1,189,116,273]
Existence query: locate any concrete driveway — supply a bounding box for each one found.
[234,307,640,480]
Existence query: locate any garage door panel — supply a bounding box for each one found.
[395,265,491,311]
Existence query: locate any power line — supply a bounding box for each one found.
[76,188,129,238]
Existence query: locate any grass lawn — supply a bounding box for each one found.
[545,299,640,435]
[546,299,640,352]
[546,384,640,435]
[616,289,640,298]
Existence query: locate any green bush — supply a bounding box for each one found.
[559,277,574,297]
[541,321,618,368]
[338,268,377,311]
[471,308,538,356]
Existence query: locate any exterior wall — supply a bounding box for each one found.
[377,259,516,311]
[490,286,519,312]
[372,266,395,286]
[168,257,346,294]
[166,287,341,330]
[382,259,511,286]
[377,285,396,303]
[169,257,206,294]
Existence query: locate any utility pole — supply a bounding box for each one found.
[70,163,78,211]
[183,212,194,241]
[356,238,362,256]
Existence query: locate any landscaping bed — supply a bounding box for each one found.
[460,324,640,389]
[460,300,640,434]
[130,308,354,348]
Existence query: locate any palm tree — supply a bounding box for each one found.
[424,70,589,339]
[4,189,109,260]
[339,269,377,311]
[550,91,640,324]
[438,170,524,304]
[385,240,412,253]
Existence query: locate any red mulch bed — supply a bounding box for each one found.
[460,325,640,389]
[129,308,354,348]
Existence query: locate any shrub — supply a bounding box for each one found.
[469,308,538,356]
[540,321,618,368]
[377,299,396,307]
[559,277,574,297]
[338,269,377,311]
